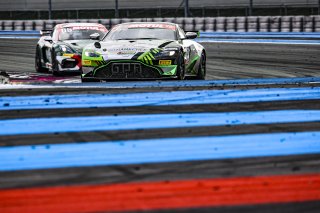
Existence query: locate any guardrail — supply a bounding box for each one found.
[2,30,320,45]
[0,30,40,38]
[197,33,320,44]
[200,32,320,39]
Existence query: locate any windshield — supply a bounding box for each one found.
[59,26,107,41]
[105,24,177,41]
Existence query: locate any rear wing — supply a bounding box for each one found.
[40,30,52,36]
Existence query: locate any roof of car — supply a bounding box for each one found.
[56,22,105,28]
[119,22,177,26]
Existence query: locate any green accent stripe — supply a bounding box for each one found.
[146,55,153,65]
[187,55,200,74]
[148,53,155,60]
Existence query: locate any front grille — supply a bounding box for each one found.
[61,58,77,69]
[111,63,142,78]
[95,62,161,79]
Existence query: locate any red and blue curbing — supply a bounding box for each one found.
[0,79,320,212]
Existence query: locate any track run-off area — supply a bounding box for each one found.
[0,33,320,213]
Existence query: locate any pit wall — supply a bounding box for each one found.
[1,16,320,32]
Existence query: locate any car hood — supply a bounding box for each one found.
[88,39,178,60]
[63,40,95,53]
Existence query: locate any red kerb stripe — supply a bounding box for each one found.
[0,173,320,213]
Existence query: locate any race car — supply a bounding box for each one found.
[35,23,108,75]
[81,22,206,81]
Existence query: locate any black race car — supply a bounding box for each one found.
[81,22,206,81]
[35,23,108,75]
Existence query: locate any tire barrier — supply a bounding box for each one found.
[1,15,320,32]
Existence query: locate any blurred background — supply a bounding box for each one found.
[0,0,319,20]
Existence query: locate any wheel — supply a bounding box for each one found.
[176,52,185,80]
[35,47,49,73]
[195,52,206,80]
[51,51,61,76]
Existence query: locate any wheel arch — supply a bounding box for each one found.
[201,49,207,59]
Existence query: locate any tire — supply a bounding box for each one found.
[195,52,206,80]
[35,47,49,73]
[176,52,185,80]
[51,51,61,76]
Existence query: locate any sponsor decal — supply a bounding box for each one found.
[82,60,92,66]
[63,26,107,32]
[127,24,176,31]
[62,53,74,57]
[159,60,172,65]
[117,51,136,55]
[108,47,145,52]
[65,58,76,61]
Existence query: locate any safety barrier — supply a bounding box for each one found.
[2,30,320,44]
[1,16,320,32]
[0,30,39,38]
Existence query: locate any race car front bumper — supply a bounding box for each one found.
[55,54,82,72]
[82,60,178,80]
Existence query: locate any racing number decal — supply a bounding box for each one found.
[62,28,73,33]
[62,26,107,32]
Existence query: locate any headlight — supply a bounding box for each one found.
[60,45,74,53]
[84,51,100,58]
[158,49,178,57]
[164,47,179,51]
[158,51,176,57]
[167,51,177,56]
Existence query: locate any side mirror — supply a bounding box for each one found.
[90,33,100,40]
[44,36,53,42]
[185,32,198,40]
[40,30,52,36]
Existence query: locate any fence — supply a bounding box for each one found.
[0,0,319,11]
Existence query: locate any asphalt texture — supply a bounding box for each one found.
[0,38,320,80]
[0,38,320,213]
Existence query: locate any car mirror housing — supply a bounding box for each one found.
[40,30,52,36]
[185,32,198,40]
[44,36,53,42]
[90,33,100,40]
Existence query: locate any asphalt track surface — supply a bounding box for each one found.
[0,38,320,80]
[0,38,320,213]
